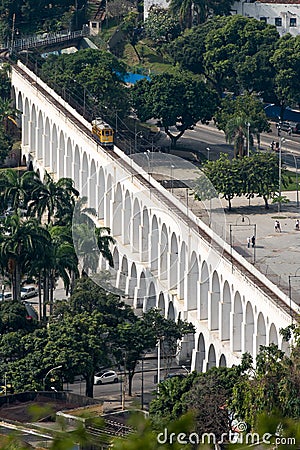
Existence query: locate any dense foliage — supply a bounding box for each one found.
[132,72,218,147]
[194,152,286,210]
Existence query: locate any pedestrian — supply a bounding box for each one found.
[295,219,299,231]
[270,141,275,151]
[247,237,251,248]
[275,220,281,233]
[251,235,256,247]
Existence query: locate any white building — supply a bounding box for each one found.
[232,0,300,35]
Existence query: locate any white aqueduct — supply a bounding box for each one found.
[11,61,295,371]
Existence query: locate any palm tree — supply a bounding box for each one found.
[0,215,51,301]
[0,169,40,214]
[225,115,251,158]
[29,172,79,225]
[72,197,115,275]
[169,0,193,28]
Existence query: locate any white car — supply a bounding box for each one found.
[94,370,119,385]
[21,286,38,300]
[0,292,12,301]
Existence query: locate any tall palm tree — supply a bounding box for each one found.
[29,172,79,225]
[225,115,251,158]
[0,215,51,301]
[72,197,115,275]
[169,0,193,28]
[0,169,40,214]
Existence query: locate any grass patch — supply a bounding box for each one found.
[283,170,300,191]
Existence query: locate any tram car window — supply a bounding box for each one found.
[92,118,114,147]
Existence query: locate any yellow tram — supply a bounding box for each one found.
[91,118,114,147]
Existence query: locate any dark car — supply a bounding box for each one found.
[290,122,300,134]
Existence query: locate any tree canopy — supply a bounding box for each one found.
[131,72,218,147]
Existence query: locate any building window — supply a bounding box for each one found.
[91,22,97,28]
[275,17,282,26]
[290,18,297,27]
[260,17,267,23]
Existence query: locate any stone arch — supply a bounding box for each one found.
[245,301,254,354]
[178,241,186,299]
[232,292,243,352]
[119,255,128,292]
[98,168,105,220]
[219,354,226,367]
[74,145,80,189]
[269,323,278,345]
[66,138,72,178]
[105,174,112,228]
[146,282,156,311]
[211,271,220,330]
[123,190,131,246]
[113,183,122,236]
[89,159,97,210]
[167,301,175,320]
[170,233,179,291]
[187,251,198,311]
[112,247,119,271]
[128,263,137,302]
[30,104,37,152]
[138,271,147,309]
[200,261,209,320]
[44,118,50,167]
[195,333,205,372]
[160,224,168,280]
[23,98,29,146]
[51,125,58,175]
[221,281,231,340]
[207,344,216,370]
[58,130,65,179]
[256,312,266,355]
[132,198,140,254]
[82,152,88,198]
[158,292,165,316]
[37,110,43,160]
[150,215,159,272]
[142,208,150,263]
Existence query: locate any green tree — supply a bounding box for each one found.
[168,16,279,100]
[145,7,181,43]
[0,214,51,301]
[0,169,40,214]
[194,154,242,210]
[132,72,218,147]
[270,34,300,119]
[215,93,271,153]
[40,49,130,119]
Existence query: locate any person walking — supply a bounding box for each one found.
[251,235,256,247]
[275,220,281,233]
[247,237,251,248]
[295,219,299,231]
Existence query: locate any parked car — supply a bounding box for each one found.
[290,122,300,134]
[0,292,12,301]
[94,370,119,385]
[21,286,38,299]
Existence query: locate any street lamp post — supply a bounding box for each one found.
[43,365,62,391]
[247,122,250,157]
[206,147,210,161]
[278,138,284,212]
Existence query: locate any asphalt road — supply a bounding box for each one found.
[163,121,300,168]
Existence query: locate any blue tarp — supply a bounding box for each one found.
[122,72,151,84]
[264,104,300,122]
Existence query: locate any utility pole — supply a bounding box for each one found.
[11,13,16,51]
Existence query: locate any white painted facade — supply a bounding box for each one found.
[232,1,300,36]
[11,61,295,372]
